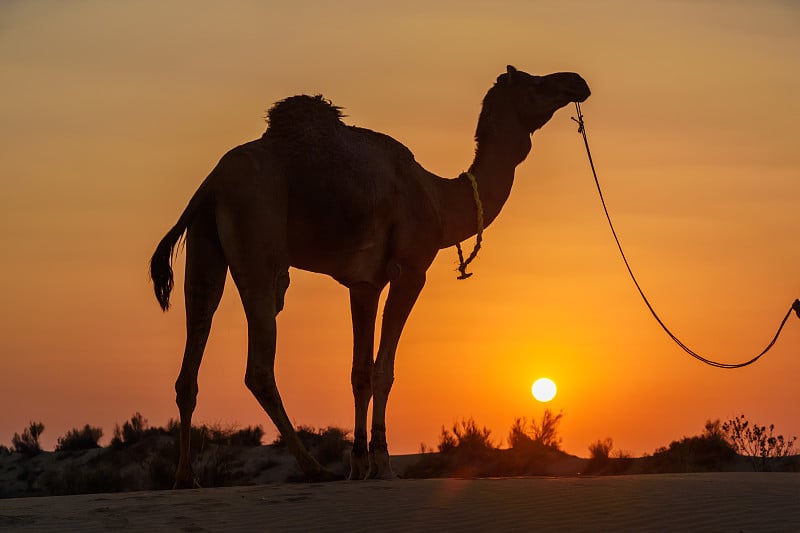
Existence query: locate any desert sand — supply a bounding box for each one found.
[1,473,798,532]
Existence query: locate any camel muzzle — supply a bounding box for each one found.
[544,72,591,103]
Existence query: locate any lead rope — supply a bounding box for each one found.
[455,171,484,279]
[572,102,799,368]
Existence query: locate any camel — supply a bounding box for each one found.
[150,65,590,487]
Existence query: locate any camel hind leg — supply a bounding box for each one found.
[215,151,335,481]
[174,214,228,489]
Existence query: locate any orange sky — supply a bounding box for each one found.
[2,1,798,457]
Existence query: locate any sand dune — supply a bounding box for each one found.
[1,473,798,532]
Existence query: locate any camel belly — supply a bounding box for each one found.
[285,202,392,287]
[288,236,390,287]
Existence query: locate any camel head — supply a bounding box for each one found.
[497,65,590,133]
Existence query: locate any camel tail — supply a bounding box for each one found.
[150,180,211,312]
[150,226,183,311]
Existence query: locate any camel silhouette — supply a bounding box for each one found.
[151,65,590,487]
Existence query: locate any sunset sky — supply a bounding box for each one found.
[2,1,798,457]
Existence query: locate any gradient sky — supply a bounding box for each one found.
[2,1,798,457]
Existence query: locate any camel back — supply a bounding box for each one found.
[262,94,414,175]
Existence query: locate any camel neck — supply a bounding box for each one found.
[436,125,532,249]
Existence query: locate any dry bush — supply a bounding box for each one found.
[439,418,495,454]
[111,412,149,447]
[12,421,45,457]
[56,425,103,451]
[272,425,352,466]
[648,420,737,473]
[508,410,564,450]
[589,438,614,460]
[722,414,797,471]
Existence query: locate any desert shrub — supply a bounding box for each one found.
[613,449,632,460]
[507,418,533,450]
[722,414,797,471]
[529,409,563,449]
[403,418,497,478]
[508,410,563,451]
[110,413,173,449]
[437,426,458,452]
[56,425,103,451]
[229,425,264,447]
[12,421,45,457]
[433,418,497,475]
[439,418,494,455]
[648,420,736,473]
[163,420,263,456]
[273,424,314,448]
[192,424,224,450]
[164,418,180,436]
[315,426,351,465]
[589,438,614,460]
[298,425,321,449]
[272,425,352,466]
[586,438,634,475]
[407,415,573,479]
[111,412,149,447]
[501,412,568,476]
[196,424,263,447]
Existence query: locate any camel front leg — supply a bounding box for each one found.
[348,283,381,480]
[369,269,425,479]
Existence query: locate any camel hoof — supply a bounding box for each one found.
[367,450,397,480]
[348,451,370,480]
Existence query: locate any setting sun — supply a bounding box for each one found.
[532,378,557,402]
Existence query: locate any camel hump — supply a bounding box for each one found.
[262,94,416,177]
[264,94,344,141]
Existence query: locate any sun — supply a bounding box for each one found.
[532,377,557,402]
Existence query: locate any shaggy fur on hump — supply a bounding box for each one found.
[260,94,417,183]
[264,94,345,140]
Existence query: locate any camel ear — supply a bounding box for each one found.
[498,65,518,84]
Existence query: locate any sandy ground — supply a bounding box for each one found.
[1,473,798,532]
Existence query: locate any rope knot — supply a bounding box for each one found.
[571,102,585,134]
[455,171,484,280]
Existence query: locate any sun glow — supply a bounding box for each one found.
[532,378,557,402]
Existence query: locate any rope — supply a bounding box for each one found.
[572,102,799,368]
[455,171,484,279]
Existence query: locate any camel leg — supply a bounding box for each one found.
[231,264,333,480]
[348,283,381,480]
[368,268,426,479]
[237,276,336,479]
[215,159,334,481]
[174,219,227,489]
